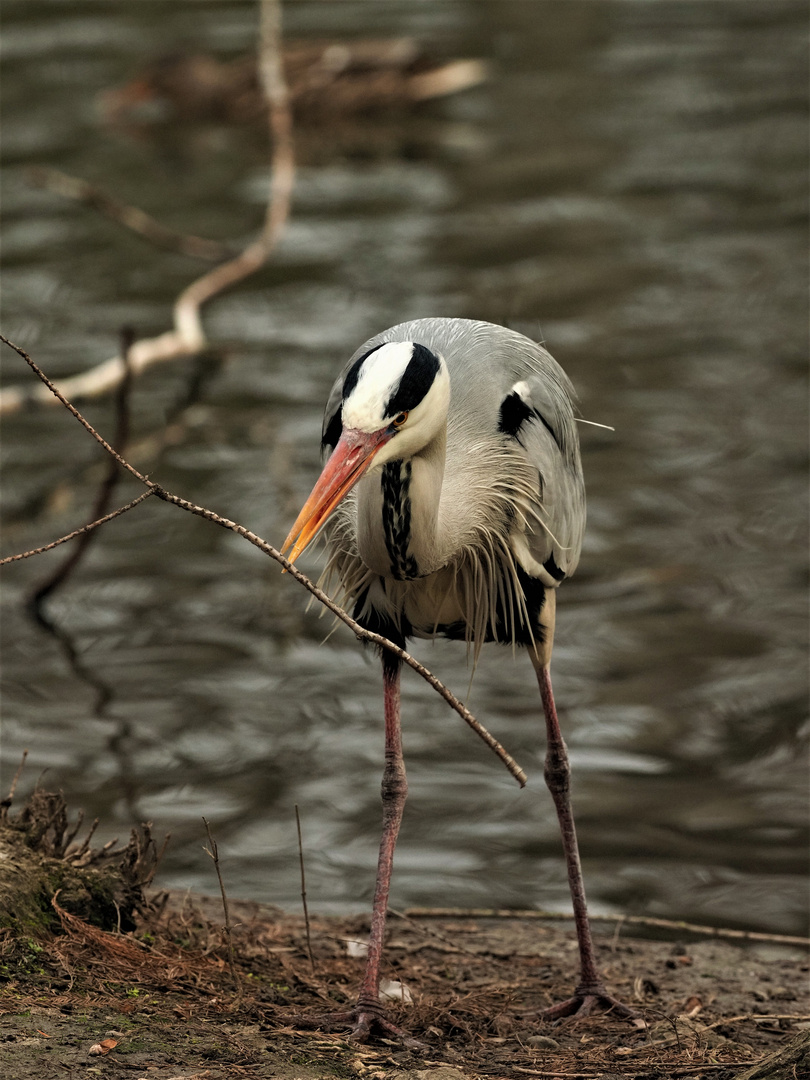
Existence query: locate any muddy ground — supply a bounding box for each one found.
[2,887,809,1080]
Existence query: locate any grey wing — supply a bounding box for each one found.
[506,372,586,586]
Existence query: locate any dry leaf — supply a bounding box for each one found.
[88,1037,118,1056]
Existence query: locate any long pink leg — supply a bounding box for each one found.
[531,650,638,1020]
[294,653,424,1046]
[350,653,413,1041]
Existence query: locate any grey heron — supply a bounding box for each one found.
[283,317,635,1043]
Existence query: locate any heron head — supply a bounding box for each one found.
[282,340,449,563]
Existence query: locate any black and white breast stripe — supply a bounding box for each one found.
[381,461,419,580]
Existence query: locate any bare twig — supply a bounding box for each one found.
[31,327,136,608]
[0,492,155,566]
[145,485,527,786]
[202,817,242,1002]
[27,166,234,261]
[401,907,810,948]
[617,1014,810,1057]
[508,1066,761,1078]
[704,1013,810,1028]
[0,0,294,416]
[0,331,527,786]
[295,805,315,973]
[0,333,153,486]
[389,907,480,956]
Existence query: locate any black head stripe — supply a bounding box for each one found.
[342,343,384,402]
[383,344,441,418]
[322,407,342,451]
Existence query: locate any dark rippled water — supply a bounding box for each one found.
[1,0,807,935]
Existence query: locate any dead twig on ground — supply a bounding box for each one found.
[202,818,243,1003]
[295,805,316,974]
[400,907,810,948]
[389,908,481,957]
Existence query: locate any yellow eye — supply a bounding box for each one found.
[392,411,409,428]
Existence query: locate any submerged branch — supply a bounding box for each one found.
[27,166,234,262]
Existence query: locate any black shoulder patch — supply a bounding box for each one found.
[321,408,342,451]
[499,390,561,451]
[498,391,533,439]
[384,344,441,418]
[543,552,566,582]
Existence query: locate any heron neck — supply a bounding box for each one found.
[403,426,448,573]
[357,426,448,579]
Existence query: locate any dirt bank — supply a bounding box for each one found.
[0,790,807,1079]
[2,889,808,1079]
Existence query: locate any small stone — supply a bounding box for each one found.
[524,1035,560,1050]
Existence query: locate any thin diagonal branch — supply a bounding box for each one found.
[0,331,526,787]
[0,334,152,486]
[0,492,154,566]
[32,326,135,607]
[147,484,528,787]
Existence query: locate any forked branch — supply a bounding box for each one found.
[0,333,527,788]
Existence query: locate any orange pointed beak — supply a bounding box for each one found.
[281,426,393,564]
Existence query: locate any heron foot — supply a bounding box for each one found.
[292,1005,428,1050]
[535,985,643,1024]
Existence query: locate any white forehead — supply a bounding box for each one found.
[343,341,414,430]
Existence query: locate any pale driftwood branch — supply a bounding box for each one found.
[401,907,810,948]
[27,166,234,262]
[0,0,294,417]
[172,0,294,348]
[0,333,527,788]
[0,334,152,486]
[0,492,154,566]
